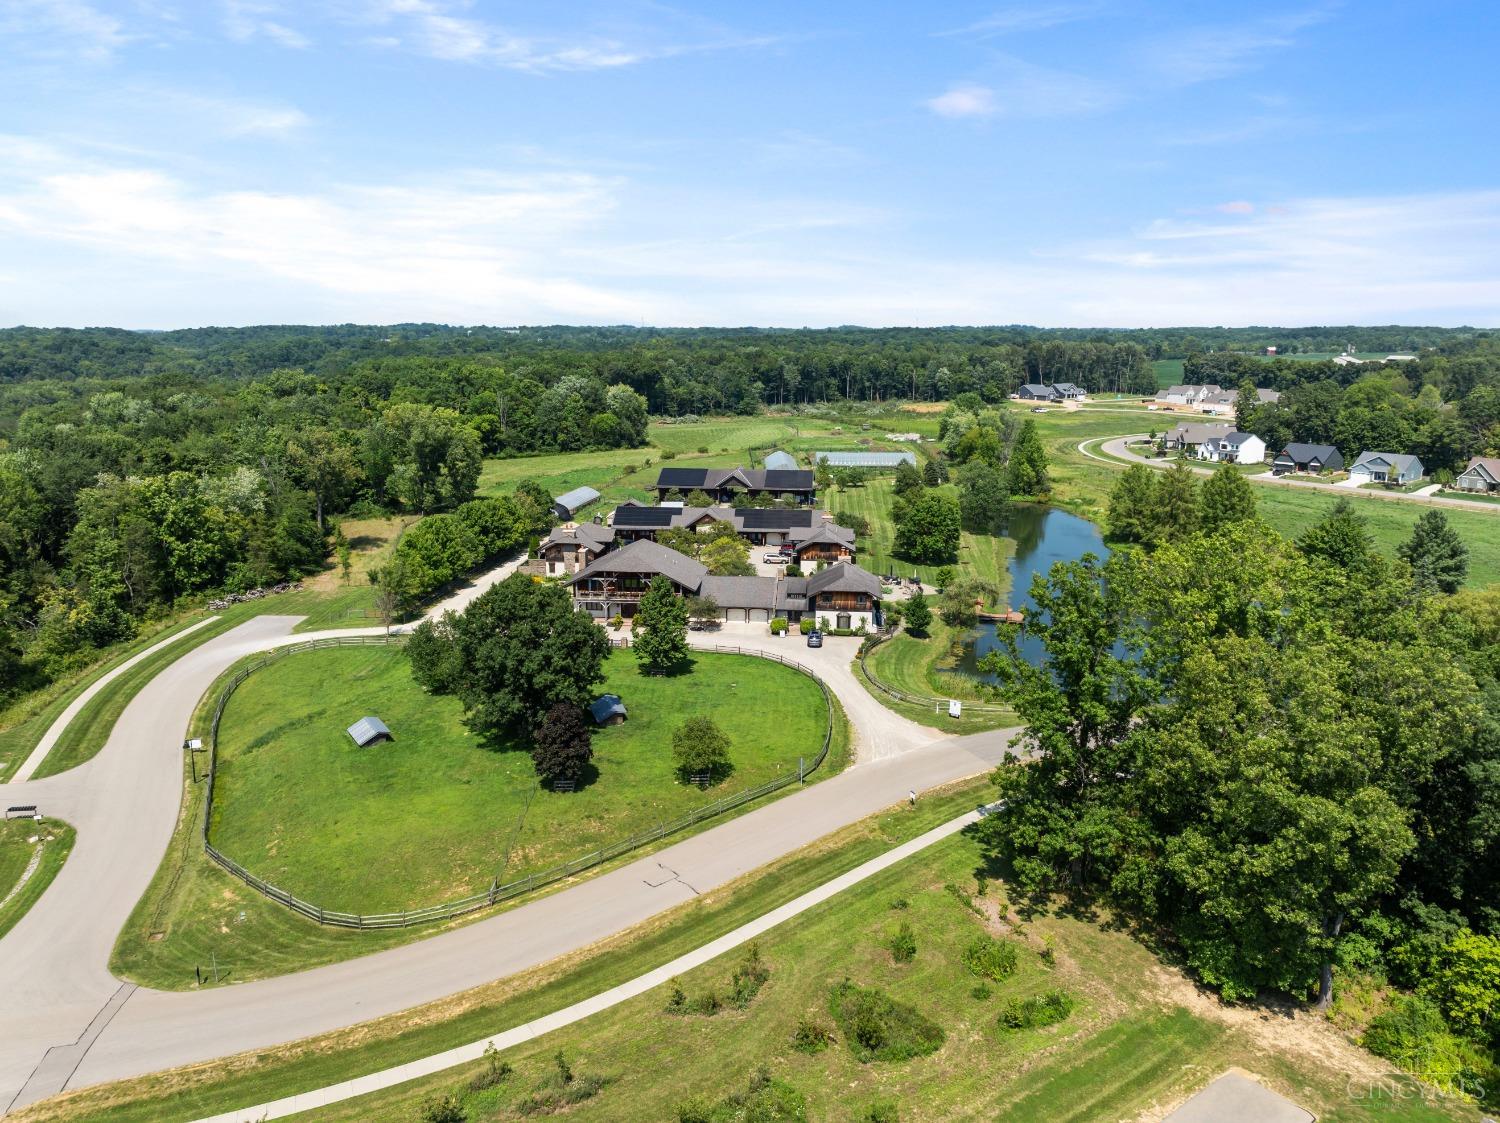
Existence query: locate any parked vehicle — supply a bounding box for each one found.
[806,630,823,648]
[763,552,791,565]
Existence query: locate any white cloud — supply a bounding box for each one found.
[0,138,1496,329]
[0,0,131,60]
[221,0,310,49]
[926,83,997,119]
[939,3,1104,38]
[1136,8,1332,87]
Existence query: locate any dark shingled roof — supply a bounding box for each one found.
[542,523,614,550]
[570,538,707,589]
[1277,442,1340,462]
[698,575,778,611]
[805,562,883,599]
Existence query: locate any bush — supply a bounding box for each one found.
[962,936,1019,981]
[889,897,909,910]
[836,510,871,537]
[514,1052,607,1116]
[769,617,788,635]
[862,1103,900,1123]
[676,1067,807,1123]
[971,982,992,1000]
[791,1016,834,1054]
[661,448,677,459]
[828,980,945,1063]
[468,1042,514,1092]
[673,716,732,781]
[888,922,917,964]
[419,1093,466,1123]
[799,617,815,635]
[697,445,709,453]
[998,989,1074,1029]
[730,942,771,1007]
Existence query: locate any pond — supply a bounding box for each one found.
[951,505,1109,681]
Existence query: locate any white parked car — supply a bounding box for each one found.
[763,552,791,565]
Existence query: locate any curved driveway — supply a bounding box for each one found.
[1086,435,1500,515]
[1,590,1004,1113]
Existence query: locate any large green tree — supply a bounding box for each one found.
[446,574,611,743]
[633,575,690,674]
[1199,464,1257,534]
[1398,510,1469,595]
[1152,460,1200,543]
[893,492,961,565]
[1106,465,1157,545]
[956,460,1009,535]
[1006,418,1049,496]
[1298,497,1375,569]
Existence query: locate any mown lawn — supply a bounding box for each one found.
[280,831,1473,1123]
[0,818,75,940]
[209,646,833,915]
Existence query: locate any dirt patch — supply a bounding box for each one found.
[899,402,947,414]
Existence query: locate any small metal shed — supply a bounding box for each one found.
[589,694,628,726]
[553,486,602,519]
[347,716,393,746]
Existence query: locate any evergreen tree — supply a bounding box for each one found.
[903,589,932,636]
[922,458,944,486]
[1233,376,1261,433]
[1298,497,1376,569]
[633,574,690,673]
[1152,461,1200,544]
[1398,510,1469,595]
[1107,465,1158,544]
[1007,419,1049,496]
[1199,464,1257,534]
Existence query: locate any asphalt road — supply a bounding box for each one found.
[0,587,1009,1112]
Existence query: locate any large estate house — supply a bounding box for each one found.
[1454,456,1500,494]
[1156,384,1224,407]
[651,466,816,505]
[538,522,615,576]
[569,539,882,627]
[610,504,856,569]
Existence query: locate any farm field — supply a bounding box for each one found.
[286,827,1471,1123]
[113,645,847,990]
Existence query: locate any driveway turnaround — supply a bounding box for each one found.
[1085,435,1500,515]
[0,594,1010,1114]
[1164,1071,1314,1123]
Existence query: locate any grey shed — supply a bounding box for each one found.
[589,694,628,725]
[347,716,393,746]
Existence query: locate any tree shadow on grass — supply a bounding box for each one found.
[546,760,601,793]
[676,761,737,789]
[638,656,698,678]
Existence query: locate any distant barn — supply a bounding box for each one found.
[553,486,601,520]
[347,716,393,746]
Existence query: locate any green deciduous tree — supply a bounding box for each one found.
[1006,418,1049,496]
[700,534,754,576]
[445,573,610,743]
[957,460,1009,535]
[1106,465,1157,544]
[531,703,594,784]
[1399,510,1469,595]
[893,492,960,565]
[892,460,924,497]
[1199,464,1257,534]
[634,575,690,674]
[673,715,732,780]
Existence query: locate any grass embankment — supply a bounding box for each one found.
[112,650,850,989]
[210,646,832,913]
[52,783,986,1122]
[0,818,76,940]
[70,806,1475,1123]
[859,625,1016,734]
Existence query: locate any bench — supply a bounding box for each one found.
[551,780,576,794]
[689,772,712,790]
[5,805,39,820]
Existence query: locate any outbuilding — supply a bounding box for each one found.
[552,486,602,520]
[589,694,628,726]
[347,716,393,746]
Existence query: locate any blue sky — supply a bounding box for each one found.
[1,0,1497,328]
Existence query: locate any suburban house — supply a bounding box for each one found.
[1052,382,1086,400]
[551,486,601,520]
[538,522,615,576]
[1198,390,1239,415]
[1162,422,1233,453]
[1256,387,1282,405]
[1198,431,1266,465]
[609,504,855,568]
[1017,384,1060,402]
[651,466,816,505]
[1348,451,1424,487]
[1272,443,1345,474]
[762,450,799,471]
[1156,384,1225,407]
[1454,456,1500,494]
[569,539,881,627]
[814,450,917,469]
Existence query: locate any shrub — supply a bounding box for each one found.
[998,990,1075,1029]
[698,445,709,453]
[862,1103,900,1123]
[1363,995,1454,1069]
[468,1042,514,1092]
[730,942,771,1008]
[514,1052,607,1116]
[888,922,917,964]
[971,982,992,1000]
[676,1067,807,1123]
[791,1017,834,1054]
[889,897,909,910]
[828,980,945,1063]
[419,1093,466,1123]
[673,716,732,781]
[661,448,678,459]
[962,936,1019,981]
[769,617,788,635]
[799,617,815,634]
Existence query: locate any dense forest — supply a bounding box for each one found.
[0,323,1495,709]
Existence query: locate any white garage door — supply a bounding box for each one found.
[728,608,748,622]
[749,608,769,623]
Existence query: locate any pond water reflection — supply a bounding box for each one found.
[952,505,1109,681]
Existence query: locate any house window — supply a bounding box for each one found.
[836,613,851,630]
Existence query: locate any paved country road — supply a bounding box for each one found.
[1083,435,1500,515]
[0,578,1010,1113]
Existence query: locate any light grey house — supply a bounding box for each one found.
[1348,451,1424,486]
[1455,456,1500,494]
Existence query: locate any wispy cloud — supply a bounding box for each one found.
[926,58,1118,120]
[0,0,132,60]
[221,0,309,49]
[938,3,1104,38]
[350,0,773,74]
[1136,7,1333,87]
[926,83,997,119]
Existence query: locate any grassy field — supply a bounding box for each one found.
[263,830,1473,1122]
[0,818,75,940]
[211,646,834,914]
[113,649,850,990]
[1152,358,1185,389]
[61,782,990,1122]
[860,621,1016,740]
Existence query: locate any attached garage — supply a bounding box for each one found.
[726,607,749,622]
[749,608,770,623]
